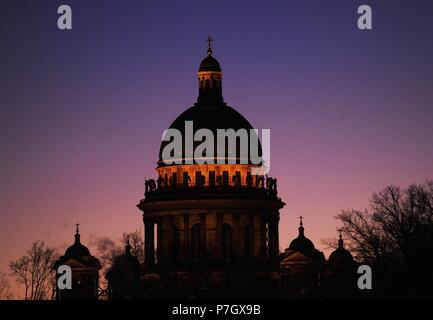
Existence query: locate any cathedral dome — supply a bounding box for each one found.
[158,105,261,166]
[157,40,262,167]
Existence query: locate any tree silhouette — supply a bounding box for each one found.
[120,230,144,265]
[95,230,144,269]
[9,241,58,300]
[93,230,144,299]
[336,180,433,297]
[0,270,13,300]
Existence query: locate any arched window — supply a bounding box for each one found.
[222,223,233,264]
[191,224,201,265]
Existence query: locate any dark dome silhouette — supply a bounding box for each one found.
[158,105,262,166]
[288,236,315,252]
[288,219,315,252]
[108,242,141,276]
[164,105,255,134]
[328,232,354,265]
[328,248,353,264]
[199,55,221,72]
[65,229,91,257]
[106,241,143,300]
[52,226,101,301]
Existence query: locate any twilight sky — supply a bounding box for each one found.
[1,0,433,294]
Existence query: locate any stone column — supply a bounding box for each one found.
[200,213,207,263]
[183,213,190,268]
[216,212,223,263]
[233,213,240,264]
[248,214,255,262]
[168,215,174,268]
[273,213,280,265]
[144,219,155,270]
[157,217,163,267]
[268,217,275,265]
[268,213,280,267]
[260,216,267,264]
[144,216,149,268]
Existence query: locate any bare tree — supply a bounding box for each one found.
[335,209,386,265]
[336,181,433,265]
[0,271,13,300]
[121,230,144,264]
[321,236,338,251]
[94,237,121,270]
[92,230,144,298]
[334,180,433,297]
[9,241,58,300]
[94,230,144,268]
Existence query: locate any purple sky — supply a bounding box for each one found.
[1,0,433,295]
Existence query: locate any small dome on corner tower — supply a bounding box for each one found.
[288,216,316,252]
[328,230,355,265]
[64,223,91,257]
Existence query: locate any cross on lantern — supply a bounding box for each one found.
[206,36,213,50]
[206,36,214,55]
